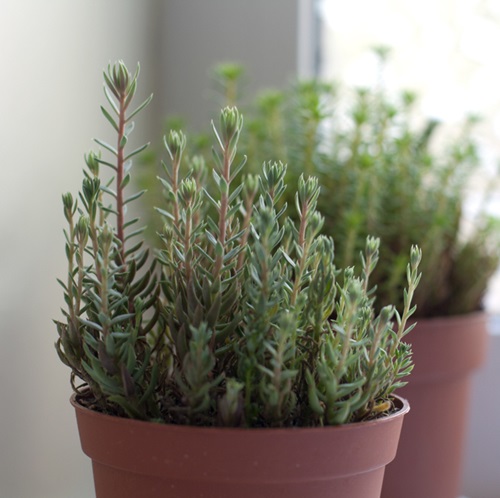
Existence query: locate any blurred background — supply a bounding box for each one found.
[0,1,498,497]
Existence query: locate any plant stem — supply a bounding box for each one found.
[213,140,231,278]
[184,210,192,284]
[290,200,309,306]
[236,193,256,272]
[66,219,76,327]
[116,93,127,264]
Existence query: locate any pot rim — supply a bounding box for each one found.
[410,310,487,326]
[70,392,409,434]
[405,310,489,382]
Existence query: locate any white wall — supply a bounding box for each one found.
[0,2,159,497]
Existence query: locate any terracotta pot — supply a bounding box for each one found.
[72,395,409,498]
[382,312,489,498]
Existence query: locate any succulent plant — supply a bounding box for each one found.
[209,59,500,317]
[55,61,421,428]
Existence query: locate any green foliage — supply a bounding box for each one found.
[55,61,421,428]
[55,62,159,419]
[209,59,500,317]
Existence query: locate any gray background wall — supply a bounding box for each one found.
[158,0,299,130]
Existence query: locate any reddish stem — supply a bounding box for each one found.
[210,140,232,352]
[236,194,256,272]
[116,93,127,264]
[290,200,309,306]
[172,157,180,229]
[213,141,231,277]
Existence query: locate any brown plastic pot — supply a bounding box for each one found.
[382,312,489,498]
[72,395,409,498]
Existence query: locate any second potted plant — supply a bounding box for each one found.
[54,61,422,498]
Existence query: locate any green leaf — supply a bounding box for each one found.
[96,157,118,172]
[124,189,146,205]
[103,71,119,99]
[120,134,128,149]
[109,313,135,326]
[100,106,119,132]
[125,226,147,242]
[124,78,138,110]
[126,93,153,122]
[124,143,149,162]
[78,317,103,332]
[94,138,118,156]
[121,173,131,189]
[103,86,120,114]
[101,185,117,198]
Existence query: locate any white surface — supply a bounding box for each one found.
[461,317,500,498]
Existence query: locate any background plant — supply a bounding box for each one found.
[55,61,421,427]
[205,55,500,317]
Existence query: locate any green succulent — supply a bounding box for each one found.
[55,61,421,428]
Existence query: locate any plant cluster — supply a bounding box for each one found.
[192,58,499,317]
[55,61,421,428]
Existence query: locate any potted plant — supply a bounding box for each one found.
[54,61,422,498]
[205,56,500,498]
